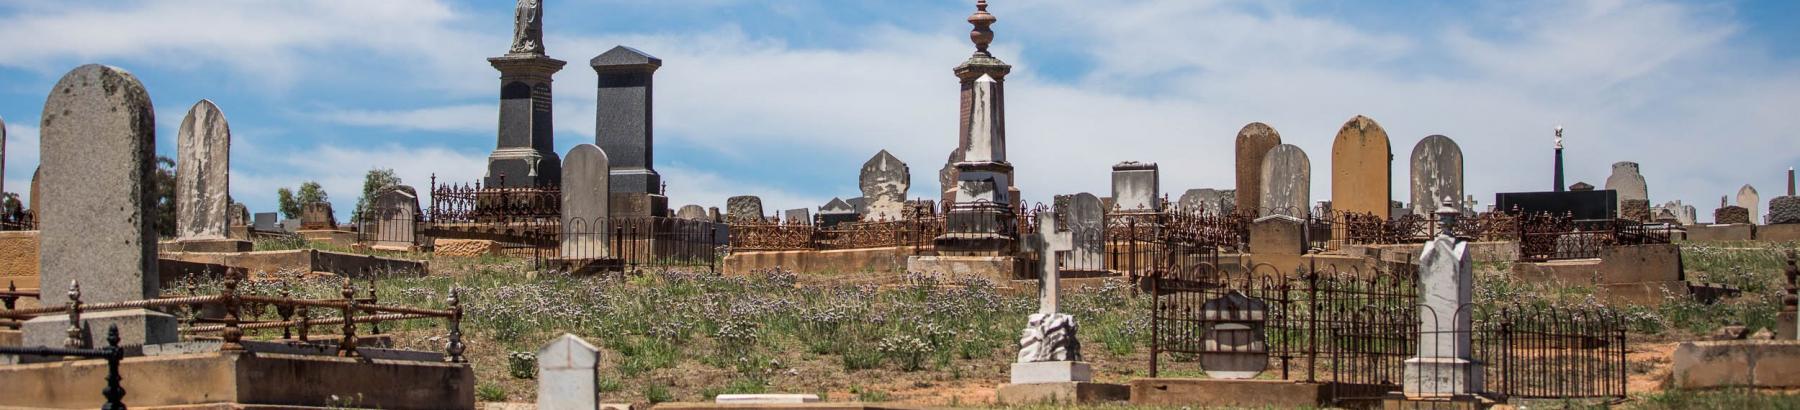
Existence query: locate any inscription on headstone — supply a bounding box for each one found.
[1259,144,1311,219]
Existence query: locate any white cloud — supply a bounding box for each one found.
[316,104,494,134]
[2,120,38,203]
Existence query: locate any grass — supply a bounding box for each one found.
[1629,388,1800,409]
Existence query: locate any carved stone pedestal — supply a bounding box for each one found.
[1402,357,1484,398]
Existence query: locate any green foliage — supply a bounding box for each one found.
[1633,388,1800,409]
[474,383,506,402]
[277,188,298,219]
[151,155,175,237]
[641,383,673,404]
[506,351,536,380]
[849,385,890,402]
[352,168,401,222]
[278,181,329,219]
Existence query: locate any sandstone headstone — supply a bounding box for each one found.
[1738,185,1761,223]
[860,150,911,221]
[727,196,764,223]
[1770,196,1800,224]
[1111,162,1160,212]
[537,333,601,409]
[1604,162,1648,209]
[561,144,610,259]
[228,203,249,228]
[707,207,722,223]
[1055,193,1104,272]
[675,204,707,220]
[1234,122,1282,215]
[370,186,420,250]
[175,100,232,241]
[1259,144,1311,219]
[25,64,177,348]
[784,208,811,225]
[1409,135,1463,215]
[300,202,337,230]
[1716,206,1750,225]
[1330,115,1392,218]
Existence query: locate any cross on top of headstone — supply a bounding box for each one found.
[1436,197,1459,238]
[1034,211,1073,315]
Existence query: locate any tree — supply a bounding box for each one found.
[277,188,298,219]
[152,155,176,237]
[352,168,401,222]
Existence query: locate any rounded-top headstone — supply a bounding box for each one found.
[1234,122,1281,215]
[38,64,159,304]
[1330,115,1391,219]
[175,99,233,240]
[1604,161,1648,205]
[1409,135,1463,216]
[1737,184,1761,223]
[675,204,708,220]
[1259,144,1311,219]
[561,144,611,259]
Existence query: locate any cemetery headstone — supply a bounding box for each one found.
[1738,185,1761,223]
[1409,135,1464,215]
[1403,200,1481,397]
[727,196,765,223]
[1604,162,1648,210]
[228,203,249,228]
[300,202,337,230]
[1770,197,1800,224]
[28,166,39,219]
[23,64,177,347]
[1013,210,1090,384]
[560,144,610,259]
[1259,144,1311,218]
[1179,188,1231,215]
[1111,162,1160,212]
[1716,206,1751,225]
[818,197,859,227]
[1569,182,1594,192]
[1199,291,1268,379]
[860,150,911,221]
[675,204,708,220]
[173,100,247,251]
[485,0,565,187]
[537,333,601,409]
[1054,193,1104,273]
[784,208,811,226]
[1620,199,1651,222]
[1234,122,1282,215]
[253,212,278,231]
[592,45,663,195]
[371,186,421,250]
[1330,115,1392,219]
[707,207,722,223]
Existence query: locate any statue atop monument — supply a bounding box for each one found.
[510,0,545,55]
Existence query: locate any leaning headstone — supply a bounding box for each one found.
[860,150,911,221]
[784,208,812,226]
[1054,193,1105,273]
[24,64,178,348]
[675,204,708,221]
[300,202,337,230]
[560,144,610,259]
[1404,201,1482,397]
[1604,162,1648,210]
[537,333,601,409]
[1738,185,1761,224]
[1234,122,1282,216]
[1259,144,1311,219]
[1111,161,1160,212]
[726,196,764,223]
[1409,135,1464,215]
[1330,115,1392,219]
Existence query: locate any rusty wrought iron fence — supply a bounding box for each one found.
[427,174,560,224]
[1518,215,1673,261]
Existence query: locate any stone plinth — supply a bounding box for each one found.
[905,255,1023,282]
[1671,340,1800,389]
[1771,196,1800,224]
[610,191,669,218]
[1716,206,1751,225]
[1010,360,1091,384]
[0,351,473,409]
[22,309,178,349]
[724,247,913,276]
[1402,357,1483,398]
[1684,224,1755,242]
[995,381,1129,405]
[716,394,820,404]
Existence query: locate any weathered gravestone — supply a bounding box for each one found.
[537,333,601,409]
[1179,188,1232,215]
[1604,162,1648,210]
[1014,210,1088,383]
[784,208,811,226]
[1111,162,1160,212]
[300,202,337,230]
[1200,291,1268,379]
[1404,201,1481,397]
[484,0,564,189]
[228,203,248,228]
[727,196,764,223]
[675,204,708,221]
[1409,135,1464,215]
[253,212,278,231]
[1259,144,1311,219]
[171,100,252,252]
[1235,122,1282,216]
[1717,206,1751,225]
[860,150,911,221]
[1330,115,1392,219]
[560,144,610,259]
[28,166,39,220]
[1054,193,1105,273]
[23,64,178,348]
[370,186,421,251]
[1738,185,1761,223]
[1771,197,1800,224]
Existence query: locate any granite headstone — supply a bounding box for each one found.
[591,46,662,194]
[537,333,601,409]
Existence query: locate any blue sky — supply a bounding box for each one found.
[1,0,1798,220]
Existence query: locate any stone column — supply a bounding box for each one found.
[591,46,668,217]
[23,65,178,347]
[485,0,565,188]
[560,144,610,260]
[1553,126,1565,192]
[1403,199,1483,397]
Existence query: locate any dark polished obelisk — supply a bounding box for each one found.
[484,0,564,187]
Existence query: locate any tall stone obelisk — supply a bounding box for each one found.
[939,0,1017,255]
[940,0,1018,209]
[484,0,564,188]
[591,45,668,217]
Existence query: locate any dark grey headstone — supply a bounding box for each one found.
[726,196,764,223]
[1409,135,1463,215]
[1057,193,1104,271]
[1259,144,1311,218]
[1111,162,1160,212]
[253,212,278,231]
[485,28,566,188]
[860,150,910,221]
[560,144,610,259]
[175,100,232,240]
[592,46,662,194]
[784,208,811,225]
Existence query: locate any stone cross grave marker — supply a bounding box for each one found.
[561,144,610,259]
[1011,210,1091,384]
[537,333,601,409]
